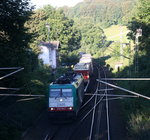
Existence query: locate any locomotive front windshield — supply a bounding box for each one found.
[50,89,60,97]
[50,89,72,97]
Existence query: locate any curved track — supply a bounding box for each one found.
[22,64,114,140]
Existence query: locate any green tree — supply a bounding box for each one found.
[0,0,36,85]
[26,5,82,64]
[63,0,137,27]
[120,1,150,139]
[77,22,106,57]
[128,0,150,54]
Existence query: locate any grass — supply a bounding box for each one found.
[102,25,135,73]
[104,25,130,43]
[103,41,131,73]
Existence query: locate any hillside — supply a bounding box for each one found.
[62,0,137,27]
[104,25,129,42]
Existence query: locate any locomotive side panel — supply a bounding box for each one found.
[76,78,84,112]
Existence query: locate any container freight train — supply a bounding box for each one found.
[74,63,91,82]
[48,72,84,119]
[74,53,93,82]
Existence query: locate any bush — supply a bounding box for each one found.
[128,113,150,140]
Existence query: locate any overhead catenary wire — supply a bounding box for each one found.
[0,67,22,70]
[107,46,130,59]
[0,87,20,90]
[98,88,114,91]
[89,65,101,140]
[97,79,150,100]
[101,67,110,140]
[102,96,139,101]
[17,97,42,102]
[101,78,150,80]
[85,94,138,98]
[0,68,24,80]
[0,94,45,97]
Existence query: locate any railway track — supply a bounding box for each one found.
[44,126,62,140]
[63,64,110,140]
[88,64,109,140]
[23,63,111,140]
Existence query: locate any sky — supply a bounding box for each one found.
[30,0,84,8]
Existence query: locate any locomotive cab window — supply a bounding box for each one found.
[62,89,72,97]
[50,89,60,97]
[50,89,72,97]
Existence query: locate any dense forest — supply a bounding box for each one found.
[62,0,137,27]
[0,0,150,139]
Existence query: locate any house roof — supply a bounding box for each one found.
[40,41,60,49]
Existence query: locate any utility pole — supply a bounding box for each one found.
[102,34,105,57]
[135,28,142,74]
[45,23,51,64]
[45,23,50,42]
[120,25,123,62]
[128,41,131,77]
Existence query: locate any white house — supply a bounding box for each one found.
[39,41,60,69]
[115,62,123,71]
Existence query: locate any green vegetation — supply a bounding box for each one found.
[102,25,132,73]
[25,5,82,64]
[0,1,105,139]
[76,22,107,57]
[63,0,137,28]
[104,25,129,42]
[0,1,71,139]
[114,0,150,139]
[0,0,150,139]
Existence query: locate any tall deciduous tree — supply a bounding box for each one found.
[26,5,82,64]
[0,0,35,86]
[128,0,150,53]
[77,22,106,56]
[0,0,34,67]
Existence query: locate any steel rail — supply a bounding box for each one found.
[84,80,90,92]
[101,78,150,80]
[81,92,105,122]
[95,103,103,140]
[97,80,150,100]
[69,94,105,140]
[101,67,110,140]
[89,65,100,140]
[68,65,105,140]
[95,65,106,140]
[81,92,95,109]
[81,65,100,109]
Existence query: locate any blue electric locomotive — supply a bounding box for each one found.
[48,72,84,119]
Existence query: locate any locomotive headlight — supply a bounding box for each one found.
[51,108,54,110]
[69,107,72,110]
[60,98,63,102]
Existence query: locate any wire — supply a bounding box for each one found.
[101,78,150,80]
[97,80,150,100]
[0,68,24,80]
